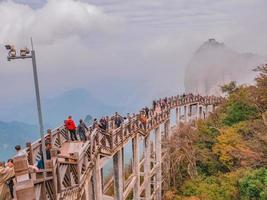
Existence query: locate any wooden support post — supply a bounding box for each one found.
[13,154,36,200]
[89,177,94,200]
[179,106,181,124]
[144,133,151,200]
[199,106,203,119]
[164,120,170,139]
[93,155,103,200]
[50,148,59,199]
[77,157,82,183]
[132,134,140,200]
[155,126,162,200]
[113,149,124,200]
[122,147,125,189]
[178,106,181,127]
[189,104,192,117]
[184,105,188,123]
[101,168,104,192]
[212,104,216,112]
[84,177,90,200]
[205,105,208,119]
[196,103,199,120]
[175,107,179,128]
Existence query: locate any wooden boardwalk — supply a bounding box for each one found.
[11,94,224,200]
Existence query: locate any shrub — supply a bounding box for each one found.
[222,101,257,126]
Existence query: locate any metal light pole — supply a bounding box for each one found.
[5,39,47,167]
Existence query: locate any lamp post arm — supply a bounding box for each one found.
[7,55,32,61]
[7,56,32,60]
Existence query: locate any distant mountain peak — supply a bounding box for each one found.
[185,39,265,96]
[196,38,225,53]
[205,38,224,46]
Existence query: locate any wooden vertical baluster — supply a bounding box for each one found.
[26,142,34,165]
[51,148,59,199]
[48,129,52,145]
[57,128,62,147]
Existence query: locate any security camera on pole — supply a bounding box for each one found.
[5,38,47,167]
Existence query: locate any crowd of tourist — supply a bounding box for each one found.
[62,96,173,143]
[68,93,221,140]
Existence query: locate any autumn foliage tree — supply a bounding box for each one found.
[163,124,198,189]
[212,127,261,170]
[164,65,267,200]
[251,64,267,124]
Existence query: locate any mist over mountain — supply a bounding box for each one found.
[0,121,38,161]
[185,39,266,95]
[0,88,121,127]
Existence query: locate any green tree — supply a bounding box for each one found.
[239,168,267,200]
[221,81,237,94]
[181,171,243,200]
[221,87,258,126]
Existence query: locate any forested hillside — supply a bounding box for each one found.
[164,65,267,200]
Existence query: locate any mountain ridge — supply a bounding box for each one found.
[0,88,121,127]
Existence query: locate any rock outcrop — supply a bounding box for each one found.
[185,39,265,95]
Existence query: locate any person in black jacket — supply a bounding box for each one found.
[114,112,123,128]
[77,119,89,142]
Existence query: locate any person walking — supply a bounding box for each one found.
[65,116,78,141]
[99,117,107,131]
[114,112,123,128]
[144,106,149,118]
[153,100,156,111]
[77,119,89,142]
[140,112,147,131]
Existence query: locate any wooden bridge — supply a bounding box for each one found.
[12,94,224,200]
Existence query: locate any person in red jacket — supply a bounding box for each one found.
[65,116,78,141]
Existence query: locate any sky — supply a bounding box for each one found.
[0,0,267,112]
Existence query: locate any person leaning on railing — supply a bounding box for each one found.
[37,142,60,169]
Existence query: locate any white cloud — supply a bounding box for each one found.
[0,0,119,45]
[0,0,266,110]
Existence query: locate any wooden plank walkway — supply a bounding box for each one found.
[60,141,85,157]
